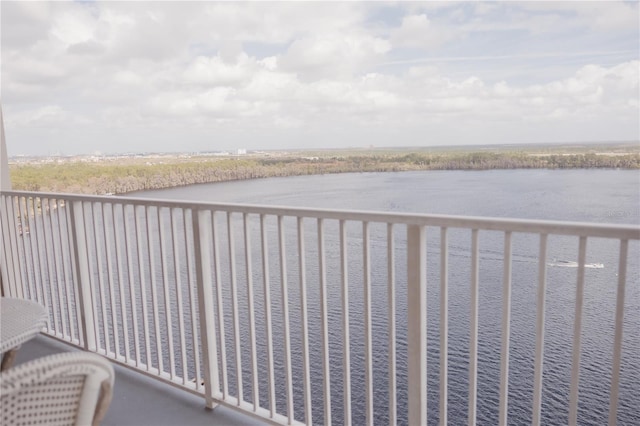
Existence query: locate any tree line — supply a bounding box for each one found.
[9,151,640,195]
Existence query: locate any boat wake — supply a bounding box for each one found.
[547,259,604,269]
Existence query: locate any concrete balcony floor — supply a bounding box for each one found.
[14,335,260,426]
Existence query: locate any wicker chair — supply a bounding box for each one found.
[0,352,114,426]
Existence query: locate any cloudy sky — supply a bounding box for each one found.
[1,1,638,156]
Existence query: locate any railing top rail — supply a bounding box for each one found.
[2,190,639,240]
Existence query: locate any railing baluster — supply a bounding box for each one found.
[498,231,513,426]
[20,196,31,294]
[194,209,220,408]
[532,234,548,426]
[363,221,373,426]
[22,196,35,301]
[57,199,77,343]
[49,199,68,338]
[23,197,36,297]
[407,224,427,426]
[243,213,259,411]
[298,217,312,425]
[0,197,5,291]
[318,218,332,425]
[123,204,141,366]
[11,196,24,297]
[0,196,14,296]
[82,202,101,350]
[42,198,55,300]
[33,197,47,305]
[159,207,176,378]
[27,197,40,299]
[185,208,203,391]
[212,211,228,398]
[30,197,50,317]
[114,204,131,363]
[21,197,40,301]
[103,203,120,358]
[7,196,19,299]
[13,197,26,298]
[49,199,68,342]
[469,229,479,426]
[95,203,110,352]
[341,220,352,426]
[63,200,76,339]
[17,197,34,299]
[146,206,163,372]
[135,205,152,369]
[260,214,276,418]
[15,196,33,300]
[6,196,22,297]
[608,239,629,426]
[439,227,448,426]
[569,236,588,425]
[10,197,25,297]
[16,196,27,298]
[50,199,64,334]
[227,211,243,403]
[86,203,105,353]
[171,208,188,382]
[40,198,60,333]
[69,200,97,351]
[103,203,115,353]
[278,215,294,424]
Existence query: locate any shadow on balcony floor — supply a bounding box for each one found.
[14,335,261,426]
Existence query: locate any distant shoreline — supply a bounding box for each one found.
[9,144,640,195]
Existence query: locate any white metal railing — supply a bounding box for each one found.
[1,190,639,425]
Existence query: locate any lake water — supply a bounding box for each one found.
[133,169,640,425]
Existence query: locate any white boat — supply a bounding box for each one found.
[548,259,604,269]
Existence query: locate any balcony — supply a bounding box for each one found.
[13,335,252,426]
[1,190,639,425]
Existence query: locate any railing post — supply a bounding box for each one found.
[69,200,97,351]
[532,234,548,426]
[469,229,480,426]
[569,237,588,425]
[407,224,427,425]
[0,195,15,297]
[608,239,629,425]
[0,106,11,297]
[498,232,513,426]
[0,196,10,297]
[0,106,10,192]
[193,209,220,409]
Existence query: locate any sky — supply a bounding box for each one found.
[1,1,638,156]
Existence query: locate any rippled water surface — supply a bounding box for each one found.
[134,169,640,425]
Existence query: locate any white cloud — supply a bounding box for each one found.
[242,69,300,100]
[391,14,456,49]
[201,2,369,43]
[50,7,96,46]
[0,2,52,48]
[519,1,639,31]
[6,105,92,128]
[280,33,390,80]
[112,70,144,86]
[1,1,637,155]
[183,55,254,88]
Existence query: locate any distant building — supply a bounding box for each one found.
[236,148,247,155]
